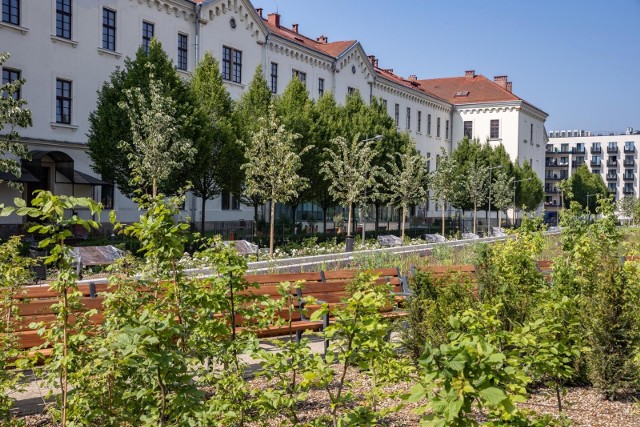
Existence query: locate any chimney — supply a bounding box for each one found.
[506,81,513,93]
[408,74,417,81]
[317,35,328,43]
[255,8,263,18]
[465,70,475,78]
[367,55,376,66]
[267,12,280,28]
[292,23,299,33]
[493,75,508,89]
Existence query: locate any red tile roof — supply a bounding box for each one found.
[262,18,356,58]
[417,74,521,105]
[373,66,451,104]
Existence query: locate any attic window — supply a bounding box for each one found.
[455,91,470,97]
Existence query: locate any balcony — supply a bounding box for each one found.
[624,146,635,153]
[558,147,572,154]
[573,147,586,154]
[607,146,619,153]
[624,187,635,195]
[590,160,602,167]
[607,160,618,167]
[545,188,559,194]
[546,161,558,167]
[624,159,635,167]
[572,160,586,168]
[606,174,618,181]
[591,146,602,154]
[624,173,635,181]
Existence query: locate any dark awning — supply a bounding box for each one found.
[0,168,40,183]
[23,150,75,182]
[73,170,109,186]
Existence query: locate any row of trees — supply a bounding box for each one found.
[85,40,544,250]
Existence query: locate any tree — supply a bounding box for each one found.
[275,77,316,232]
[236,66,272,226]
[562,164,608,213]
[189,52,240,231]
[241,108,309,254]
[617,196,636,225]
[311,92,342,233]
[384,143,429,239]
[464,161,489,235]
[118,72,195,197]
[492,170,514,228]
[430,148,457,236]
[88,39,197,196]
[321,135,380,239]
[0,52,32,189]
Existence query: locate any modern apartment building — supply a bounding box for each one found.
[0,0,548,231]
[545,128,640,211]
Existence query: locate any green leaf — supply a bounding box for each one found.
[478,386,507,406]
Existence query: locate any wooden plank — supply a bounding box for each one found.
[323,268,400,281]
[243,272,324,285]
[419,265,476,274]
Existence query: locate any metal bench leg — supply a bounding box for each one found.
[323,313,329,356]
[295,330,303,344]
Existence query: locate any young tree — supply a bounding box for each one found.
[189,52,240,231]
[464,161,489,235]
[241,108,309,254]
[87,39,197,196]
[492,170,514,228]
[321,135,380,239]
[514,161,544,213]
[275,77,316,231]
[0,52,32,189]
[236,66,272,226]
[563,164,609,213]
[384,143,429,239]
[430,148,457,236]
[119,72,195,197]
[618,196,637,225]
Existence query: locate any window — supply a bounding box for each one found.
[2,68,20,100]
[270,62,278,93]
[318,78,324,97]
[394,104,399,127]
[625,141,635,152]
[463,121,473,139]
[490,119,500,139]
[436,117,441,138]
[427,114,431,135]
[591,142,601,153]
[592,156,601,166]
[292,69,306,86]
[347,86,356,96]
[426,152,431,172]
[223,46,242,84]
[102,8,116,51]
[177,33,188,71]
[56,0,71,39]
[417,111,422,132]
[2,0,19,25]
[381,99,387,110]
[530,123,533,143]
[406,107,411,130]
[608,183,617,193]
[56,78,72,124]
[592,169,600,175]
[101,184,114,209]
[221,190,240,210]
[445,119,449,140]
[142,21,154,55]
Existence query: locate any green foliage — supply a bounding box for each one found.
[402,271,477,360]
[514,161,544,212]
[241,107,309,254]
[0,236,35,423]
[189,52,242,230]
[14,191,101,426]
[562,164,608,213]
[87,39,198,196]
[0,52,32,190]
[119,70,195,197]
[476,216,547,328]
[430,148,457,236]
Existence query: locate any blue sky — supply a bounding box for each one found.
[252,0,640,133]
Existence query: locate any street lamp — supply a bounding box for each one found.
[487,165,503,236]
[355,134,384,250]
[513,177,533,227]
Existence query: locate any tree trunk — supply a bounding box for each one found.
[498,210,502,229]
[441,200,445,236]
[401,206,406,240]
[291,203,298,234]
[152,179,157,198]
[322,206,327,235]
[200,197,207,233]
[347,202,352,237]
[270,200,275,255]
[473,202,477,235]
[375,204,380,237]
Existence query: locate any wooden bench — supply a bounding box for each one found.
[413,264,477,278]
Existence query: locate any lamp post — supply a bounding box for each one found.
[513,177,533,227]
[487,165,503,236]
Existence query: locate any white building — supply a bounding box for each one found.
[545,128,640,211]
[0,0,548,234]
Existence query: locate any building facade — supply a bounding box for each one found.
[0,0,548,232]
[545,128,640,211]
